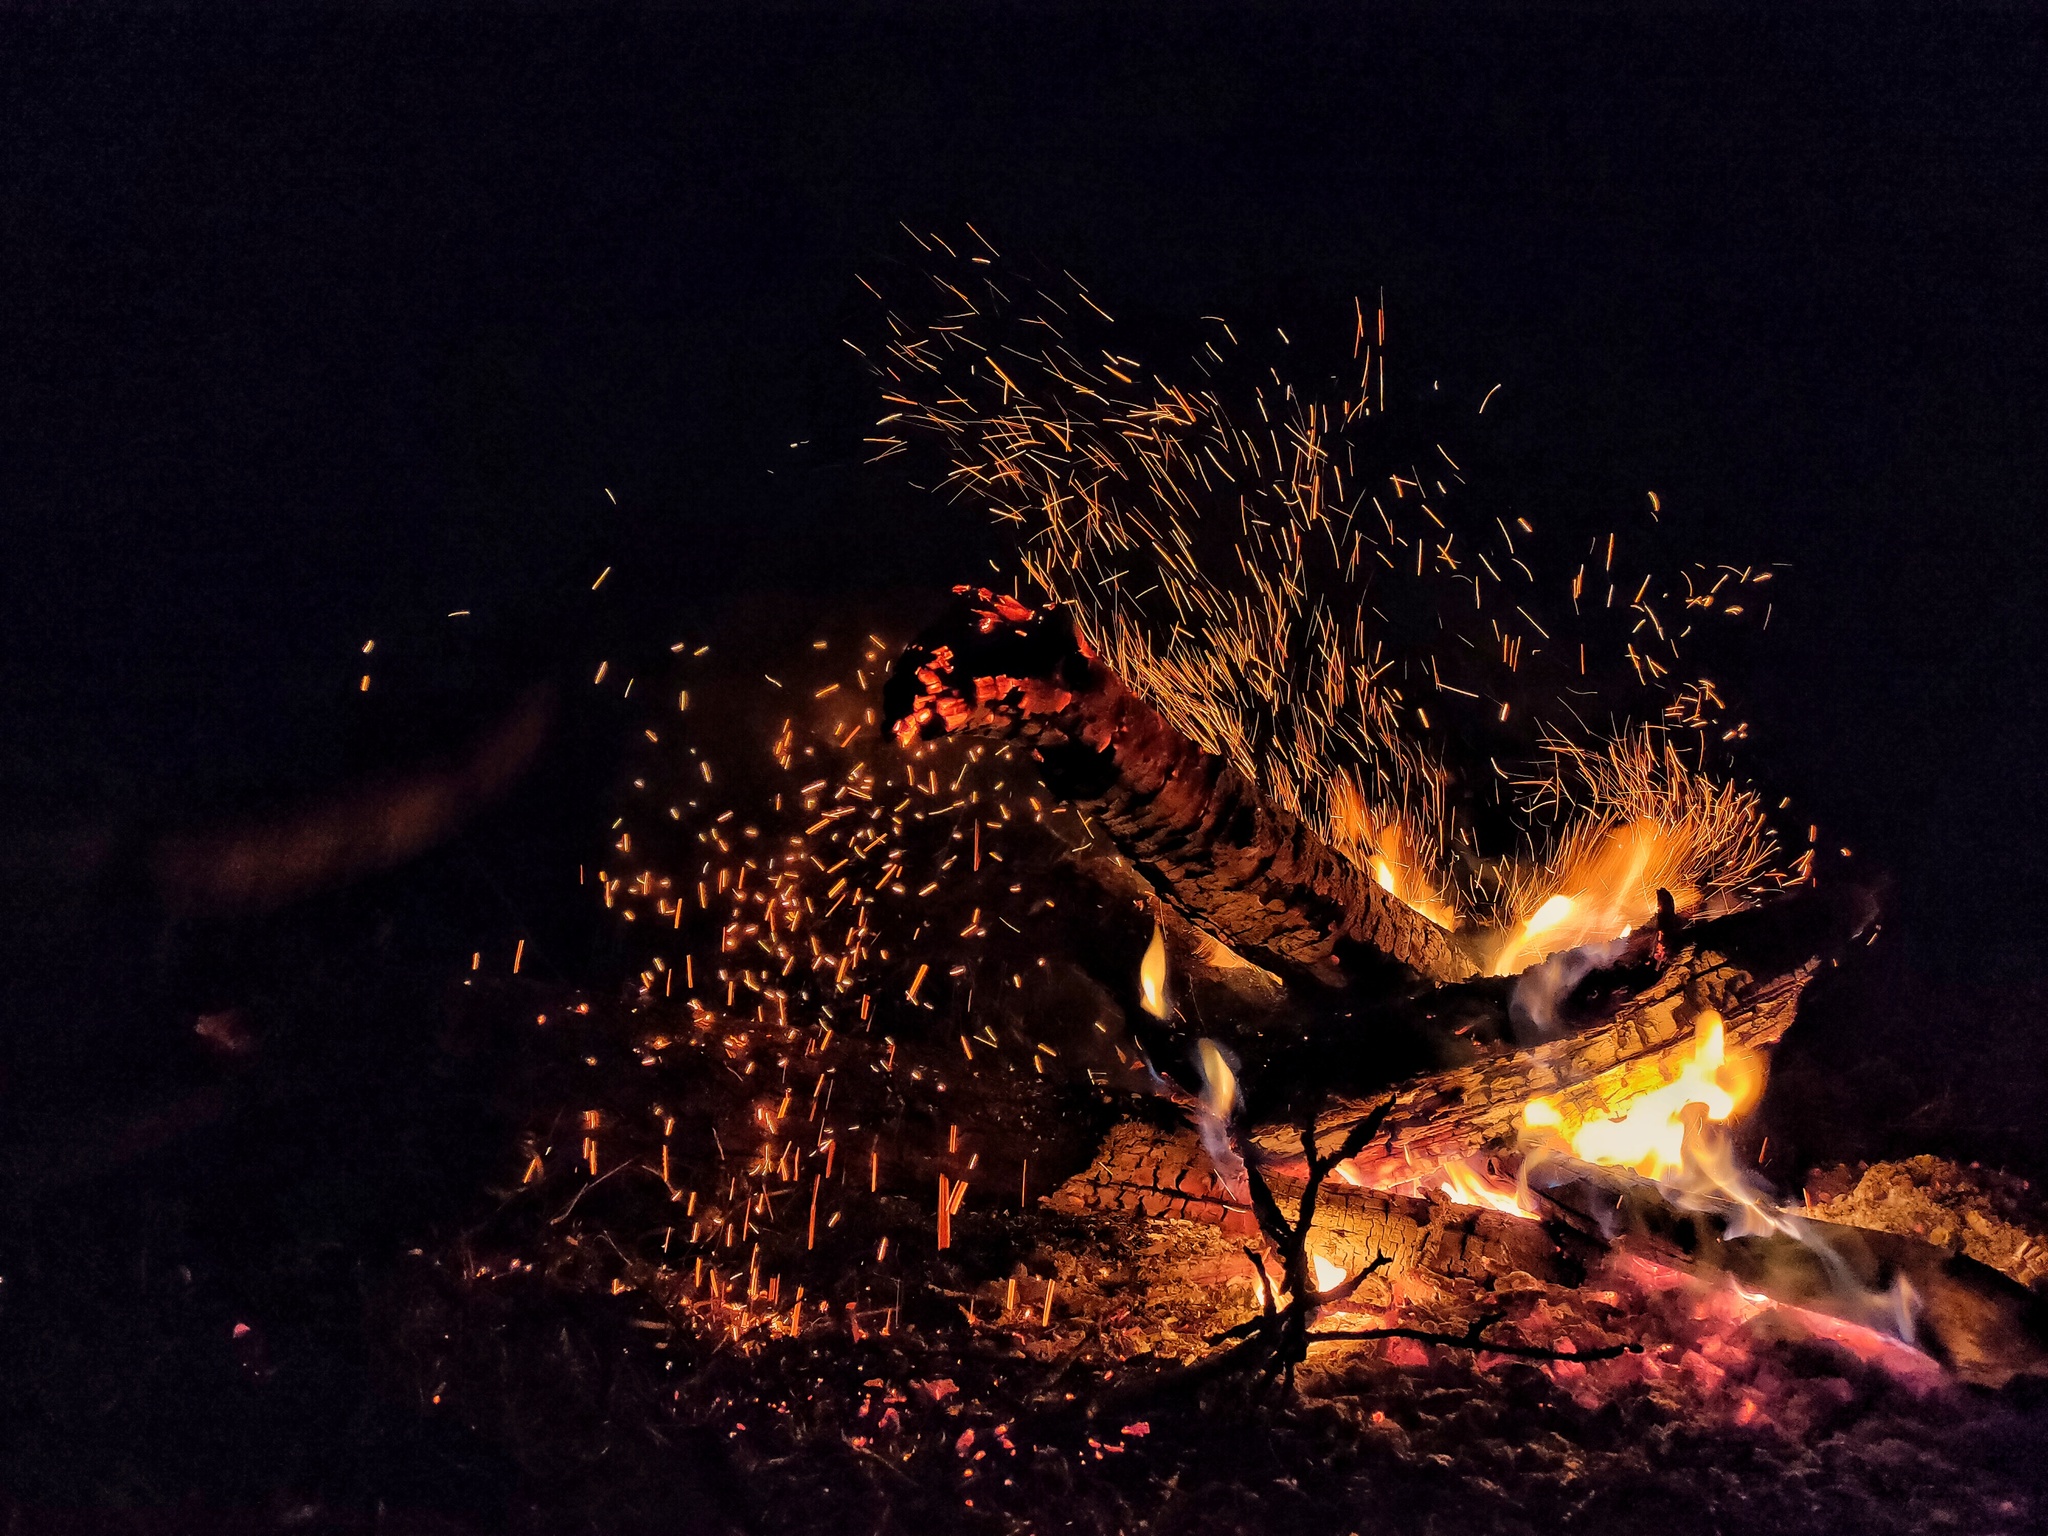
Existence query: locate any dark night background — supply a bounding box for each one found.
[0,4,2042,1527]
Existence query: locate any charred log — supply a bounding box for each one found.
[1055,1114,2048,1388]
[1176,883,1872,1143]
[1051,1118,1579,1300]
[884,588,1475,990]
[1255,941,1818,1187]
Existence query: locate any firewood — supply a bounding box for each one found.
[1051,1120,1579,1300]
[1255,942,1817,1187]
[1529,1156,2048,1388]
[883,588,1475,989]
[1056,1112,2048,1387]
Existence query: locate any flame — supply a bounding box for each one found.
[1521,893,1577,941]
[1522,1010,1763,1180]
[1329,784,1458,930]
[1309,1252,1347,1293]
[1366,818,1459,929]
[1490,818,1694,975]
[1195,1037,1237,1122]
[1435,1157,1537,1218]
[1139,922,1169,1019]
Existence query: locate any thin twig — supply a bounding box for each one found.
[1306,1325,1637,1364]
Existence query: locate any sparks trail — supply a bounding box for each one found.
[562,623,1158,1351]
[858,234,1794,975]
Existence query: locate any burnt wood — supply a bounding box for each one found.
[1050,1119,1579,1301]
[884,588,1475,989]
[1255,943,1818,1187]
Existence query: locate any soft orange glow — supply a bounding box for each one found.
[1490,817,1697,975]
[1139,922,1169,1019]
[1522,1010,1763,1180]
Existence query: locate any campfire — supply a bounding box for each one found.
[393,240,2048,1532]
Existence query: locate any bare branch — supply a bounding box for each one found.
[1307,1324,1637,1364]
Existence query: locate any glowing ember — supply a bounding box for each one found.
[1522,1009,1763,1179]
[1309,1252,1348,1293]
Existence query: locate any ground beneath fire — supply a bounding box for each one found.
[9,943,2048,1534]
[361,985,2048,1536]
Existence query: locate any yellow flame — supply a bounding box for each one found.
[1522,1010,1763,1180]
[1196,1037,1237,1122]
[1139,922,1169,1018]
[1369,820,1460,930]
[1490,818,1695,975]
[1330,785,1457,930]
[1309,1252,1347,1293]
[1435,1157,1537,1218]
[1520,893,1577,940]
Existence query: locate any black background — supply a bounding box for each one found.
[0,3,2043,1518]
[3,5,2041,966]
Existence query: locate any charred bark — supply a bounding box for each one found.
[1254,942,1818,1186]
[1051,1119,1579,1301]
[883,588,1475,990]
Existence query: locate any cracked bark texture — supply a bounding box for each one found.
[1050,1119,1577,1301]
[884,588,1474,991]
[1261,946,1818,1186]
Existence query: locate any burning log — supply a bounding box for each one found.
[1055,1113,2048,1389]
[883,588,1475,989]
[1254,939,1817,1189]
[1050,1119,1578,1300]
[1528,1157,2048,1388]
[1038,879,2048,1384]
[1080,885,1862,1212]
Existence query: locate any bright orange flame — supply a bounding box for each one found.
[1139,922,1169,1019]
[1522,1010,1763,1180]
[1490,818,1695,975]
[1367,819,1460,929]
[1329,783,1458,930]
[1309,1252,1347,1293]
[1435,1158,1537,1218]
